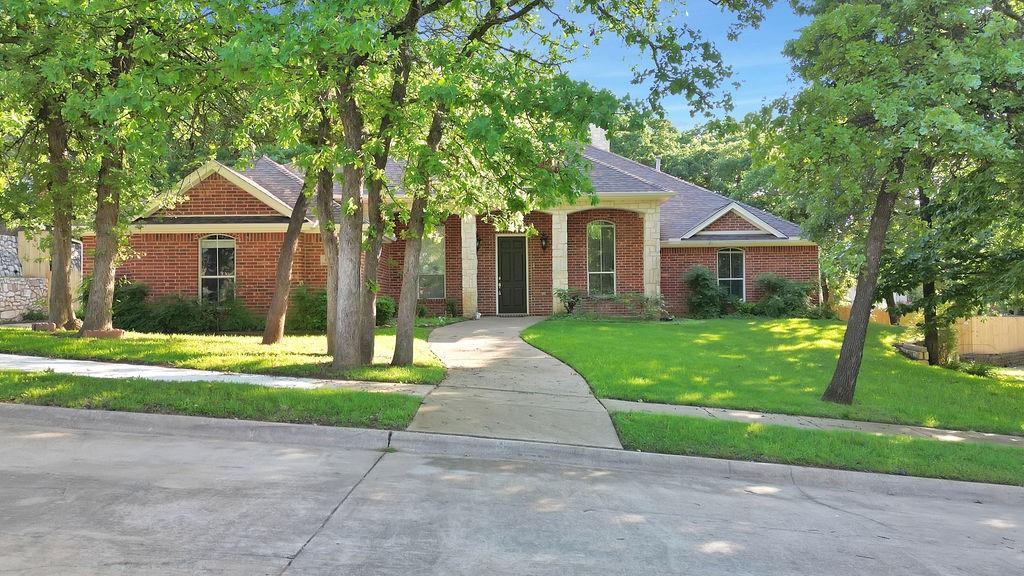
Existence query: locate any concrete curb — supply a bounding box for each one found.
[389,430,1024,504]
[0,403,390,450]
[3,403,1022,505]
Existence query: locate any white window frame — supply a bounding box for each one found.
[586,220,616,296]
[418,230,446,300]
[717,248,745,301]
[199,234,236,302]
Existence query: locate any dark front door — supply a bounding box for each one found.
[497,236,527,314]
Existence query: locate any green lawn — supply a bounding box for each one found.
[613,412,1024,486]
[0,327,444,384]
[0,370,421,429]
[523,317,1024,436]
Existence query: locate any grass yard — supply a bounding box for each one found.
[0,326,444,384]
[612,412,1024,486]
[523,317,1024,436]
[0,370,421,429]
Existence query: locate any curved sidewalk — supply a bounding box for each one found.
[408,317,622,448]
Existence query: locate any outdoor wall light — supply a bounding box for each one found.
[539,233,549,251]
[476,234,482,252]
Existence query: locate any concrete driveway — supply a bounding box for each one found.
[1,407,1021,575]
[409,317,621,448]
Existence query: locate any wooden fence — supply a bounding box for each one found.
[835,305,891,325]
[958,316,1024,355]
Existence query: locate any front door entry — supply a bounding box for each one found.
[497,236,527,314]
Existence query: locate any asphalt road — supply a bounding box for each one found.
[0,412,1020,575]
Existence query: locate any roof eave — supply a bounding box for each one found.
[660,238,817,248]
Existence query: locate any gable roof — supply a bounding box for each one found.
[203,153,806,244]
[580,145,803,241]
[680,203,785,239]
[143,160,296,220]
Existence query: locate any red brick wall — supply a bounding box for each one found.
[83,231,324,313]
[567,209,644,294]
[660,244,820,315]
[379,215,463,315]
[702,210,762,232]
[154,173,281,217]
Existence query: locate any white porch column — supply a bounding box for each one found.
[642,207,661,297]
[550,209,569,312]
[460,214,478,318]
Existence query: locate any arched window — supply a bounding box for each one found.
[717,248,745,301]
[587,220,615,295]
[199,234,236,301]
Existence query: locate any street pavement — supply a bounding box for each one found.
[1,408,1020,575]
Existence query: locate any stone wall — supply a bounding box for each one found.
[0,277,46,321]
[0,234,21,277]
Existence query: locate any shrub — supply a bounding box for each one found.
[555,288,585,314]
[286,285,396,330]
[947,360,995,378]
[21,309,48,322]
[111,279,161,332]
[89,279,263,334]
[613,292,666,319]
[752,273,811,318]
[416,303,429,318]
[445,298,459,318]
[286,285,328,332]
[145,295,263,334]
[683,266,726,319]
[804,302,837,320]
[376,294,397,325]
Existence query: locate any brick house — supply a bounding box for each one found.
[82,138,818,317]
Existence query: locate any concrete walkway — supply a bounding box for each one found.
[603,399,1024,447]
[409,317,622,448]
[0,353,434,397]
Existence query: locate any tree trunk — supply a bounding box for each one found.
[262,185,310,344]
[315,166,339,355]
[359,191,384,364]
[80,151,123,333]
[820,274,831,305]
[821,182,899,404]
[43,102,77,329]
[331,85,370,369]
[392,195,428,366]
[917,185,940,365]
[922,280,940,365]
[393,109,445,366]
[884,292,901,325]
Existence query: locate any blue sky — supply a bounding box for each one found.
[562,2,810,130]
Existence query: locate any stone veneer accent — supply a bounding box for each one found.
[0,234,21,277]
[0,277,46,321]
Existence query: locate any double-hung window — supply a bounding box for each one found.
[717,248,745,300]
[200,235,236,302]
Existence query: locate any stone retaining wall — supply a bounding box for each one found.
[0,277,47,321]
[0,234,20,277]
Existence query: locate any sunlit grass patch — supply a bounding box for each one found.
[0,327,444,384]
[0,370,420,429]
[523,317,1024,436]
[612,411,1024,486]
